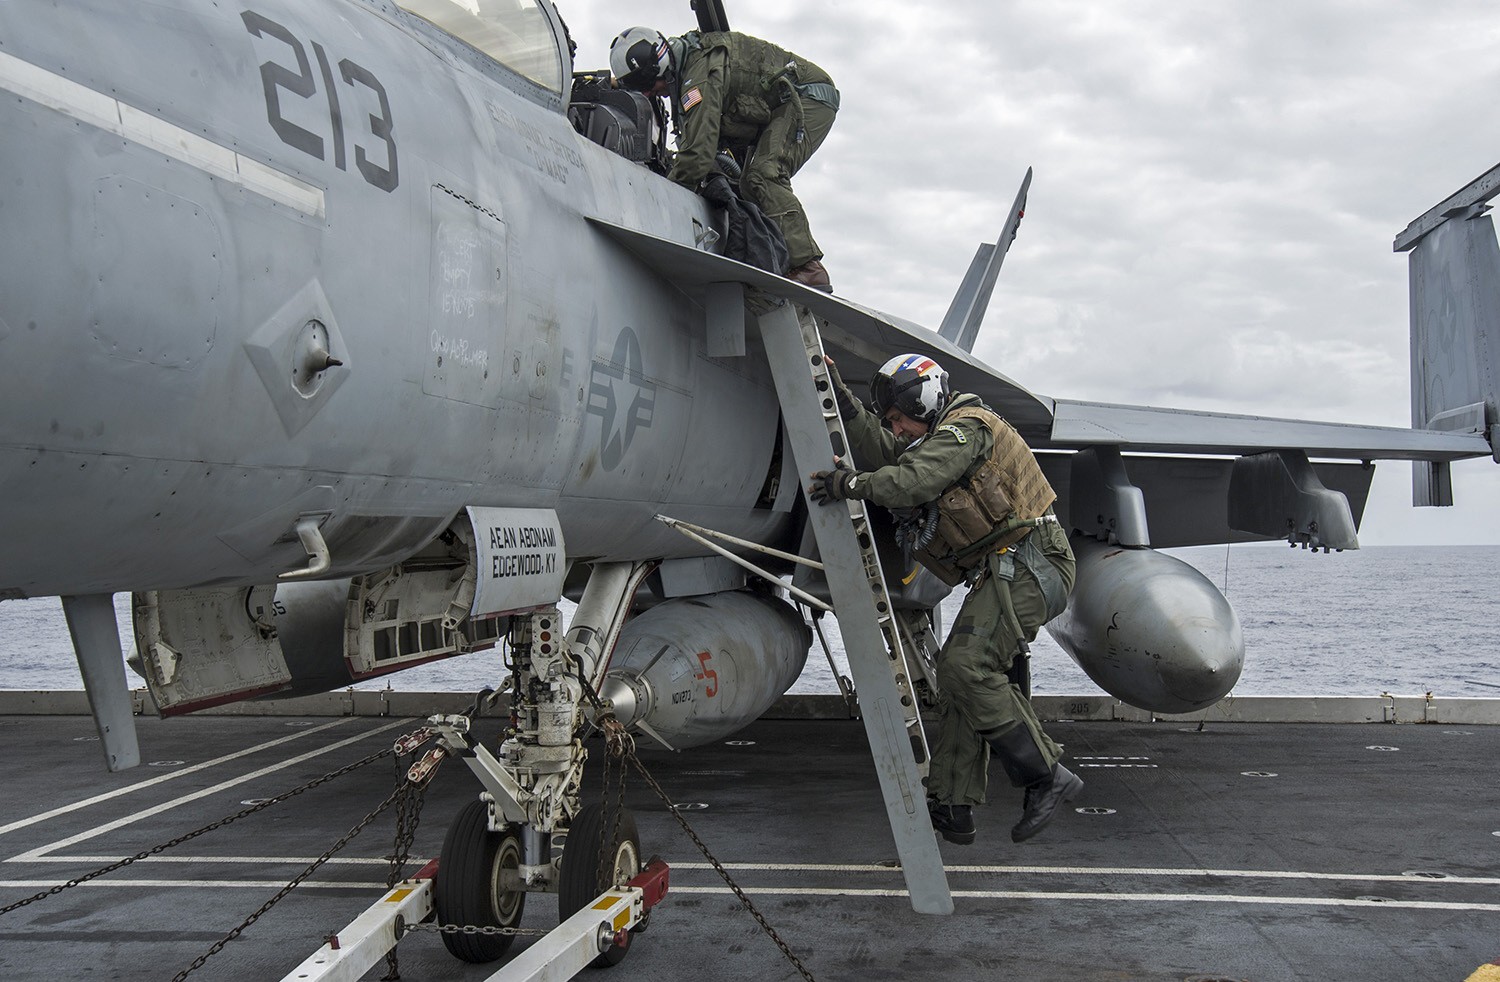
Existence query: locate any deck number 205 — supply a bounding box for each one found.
[241,10,399,192]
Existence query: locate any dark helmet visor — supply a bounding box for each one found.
[619,39,661,90]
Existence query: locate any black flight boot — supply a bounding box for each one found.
[927,798,976,846]
[1011,763,1084,843]
[984,725,1084,843]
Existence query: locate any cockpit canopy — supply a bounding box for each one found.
[397,0,566,93]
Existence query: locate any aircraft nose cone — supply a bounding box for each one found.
[1134,561,1245,712]
[1154,622,1244,710]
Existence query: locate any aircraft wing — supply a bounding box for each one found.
[1047,399,1489,461]
[587,217,1057,437]
[589,217,1491,465]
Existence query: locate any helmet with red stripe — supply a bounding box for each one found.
[870,354,950,427]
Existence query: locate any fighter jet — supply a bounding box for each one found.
[1,0,1495,939]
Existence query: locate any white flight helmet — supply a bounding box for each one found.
[610,26,672,91]
[870,354,951,426]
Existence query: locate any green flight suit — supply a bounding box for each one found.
[666,32,838,269]
[840,391,1076,806]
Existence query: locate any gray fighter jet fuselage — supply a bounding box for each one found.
[1,0,791,601]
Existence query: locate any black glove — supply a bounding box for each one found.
[700,172,736,208]
[825,357,861,421]
[808,466,857,505]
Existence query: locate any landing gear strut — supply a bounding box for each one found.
[425,562,659,970]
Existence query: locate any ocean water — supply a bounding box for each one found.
[2,545,1496,699]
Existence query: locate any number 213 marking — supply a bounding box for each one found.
[241,10,399,192]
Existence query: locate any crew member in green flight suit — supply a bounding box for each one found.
[809,354,1084,845]
[610,26,839,292]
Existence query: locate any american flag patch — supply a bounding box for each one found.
[682,87,703,111]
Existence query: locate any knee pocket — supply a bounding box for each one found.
[938,645,1012,703]
[743,162,792,194]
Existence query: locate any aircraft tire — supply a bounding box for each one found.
[558,801,641,968]
[434,798,526,962]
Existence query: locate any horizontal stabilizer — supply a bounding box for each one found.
[938,167,1031,352]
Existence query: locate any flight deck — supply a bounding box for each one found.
[0,702,1497,982]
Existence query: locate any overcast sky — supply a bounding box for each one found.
[560,0,1500,545]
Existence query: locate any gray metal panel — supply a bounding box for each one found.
[1413,460,1453,508]
[655,556,746,598]
[1408,212,1500,435]
[1048,399,1489,461]
[756,302,953,916]
[1043,453,1375,549]
[1068,446,1150,546]
[61,594,140,771]
[586,217,1056,438]
[1227,450,1359,550]
[705,281,747,358]
[1393,161,1500,252]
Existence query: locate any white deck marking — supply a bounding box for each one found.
[669,862,1500,886]
[16,857,1496,893]
[0,49,325,217]
[20,855,390,865]
[8,719,410,862]
[0,719,353,839]
[668,885,1500,912]
[3,878,1493,912]
[0,879,388,891]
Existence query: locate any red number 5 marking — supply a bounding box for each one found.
[694,651,719,698]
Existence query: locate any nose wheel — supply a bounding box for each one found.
[434,798,527,963]
[559,801,642,967]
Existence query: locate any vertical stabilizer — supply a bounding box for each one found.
[939,168,1031,353]
[1398,166,1500,505]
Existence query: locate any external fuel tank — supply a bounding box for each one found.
[598,590,811,749]
[1046,536,1244,713]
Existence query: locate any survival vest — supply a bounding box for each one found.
[913,401,1057,586]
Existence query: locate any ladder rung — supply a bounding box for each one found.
[792,306,931,771]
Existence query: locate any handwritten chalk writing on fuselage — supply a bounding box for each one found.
[430,331,489,369]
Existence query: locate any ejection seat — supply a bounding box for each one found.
[568,73,671,174]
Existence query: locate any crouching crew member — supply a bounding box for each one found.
[809,354,1083,845]
[609,26,839,292]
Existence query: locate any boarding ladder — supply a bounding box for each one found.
[756,301,953,915]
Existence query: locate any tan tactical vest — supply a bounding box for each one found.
[914,403,1057,586]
